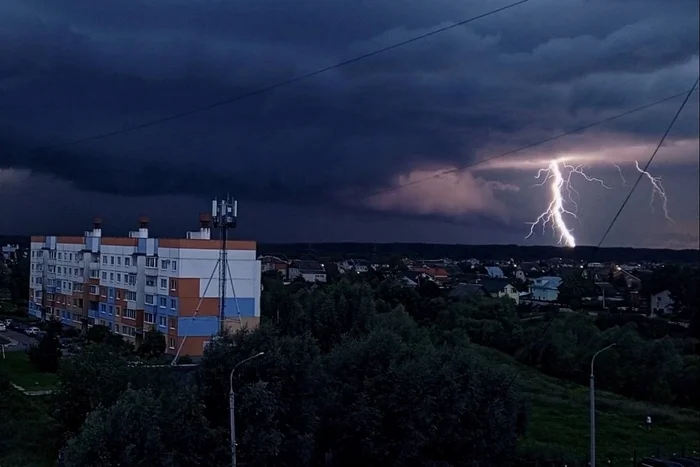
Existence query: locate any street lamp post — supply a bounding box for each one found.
[590,343,615,467]
[230,351,265,467]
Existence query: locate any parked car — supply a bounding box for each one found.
[25,326,40,337]
[0,323,6,332]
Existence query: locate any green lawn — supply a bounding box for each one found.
[0,351,58,390]
[473,345,700,464]
[0,375,61,467]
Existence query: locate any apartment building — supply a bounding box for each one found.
[29,215,261,357]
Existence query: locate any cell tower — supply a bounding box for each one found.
[212,195,238,334]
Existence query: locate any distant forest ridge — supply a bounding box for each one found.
[259,242,700,264]
[4,235,697,264]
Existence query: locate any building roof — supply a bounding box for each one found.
[480,278,512,294]
[531,276,562,290]
[450,283,488,298]
[485,266,505,278]
[292,260,325,274]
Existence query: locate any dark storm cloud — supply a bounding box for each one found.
[0,0,698,244]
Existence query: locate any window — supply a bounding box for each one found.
[117,257,121,265]
[171,260,177,271]
[170,298,176,309]
[146,278,156,287]
[145,294,155,305]
[116,306,121,316]
[108,305,114,315]
[100,287,107,296]
[124,309,136,319]
[102,255,107,264]
[69,253,73,261]
[126,291,137,301]
[110,272,114,281]
[160,278,167,289]
[168,338,175,349]
[99,303,106,313]
[158,316,167,327]
[108,288,114,298]
[161,259,169,270]
[58,252,62,260]
[125,257,131,267]
[159,297,167,307]
[115,289,121,300]
[116,273,121,283]
[110,256,114,265]
[144,313,155,324]
[146,257,157,268]
[170,318,176,329]
[90,285,98,294]
[169,279,177,291]
[58,267,62,274]
[102,272,107,280]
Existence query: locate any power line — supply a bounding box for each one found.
[500,77,699,394]
[29,0,532,153]
[592,78,699,252]
[358,88,698,202]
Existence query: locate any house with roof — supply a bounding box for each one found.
[650,289,674,316]
[258,255,289,274]
[424,266,450,283]
[288,260,327,283]
[485,266,505,279]
[339,259,369,274]
[480,278,520,304]
[529,276,563,302]
[449,283,489,299]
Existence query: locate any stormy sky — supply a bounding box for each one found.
[1,0,698,248]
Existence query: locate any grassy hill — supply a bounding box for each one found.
[473,345,700,464]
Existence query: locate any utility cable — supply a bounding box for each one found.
[500,77,699,394]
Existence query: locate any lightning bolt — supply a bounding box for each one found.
[634,161,673,223]
[526,159,583,247]
[613,163,627,186]
[526,159,675,246]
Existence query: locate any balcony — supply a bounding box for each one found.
[126,301,138,311]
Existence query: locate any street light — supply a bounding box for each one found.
[590,343,615,467]
[230,351,265,467]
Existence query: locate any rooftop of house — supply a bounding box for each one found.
[479,278,512,294]
[291,260,325,273]
[531,276,562,289]
[450,283,488,298]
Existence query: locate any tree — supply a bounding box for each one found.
[198,328,323,466]
[319,320,520,467]
[558,272,597,309]
[28,331,62,372]
[138,330,166,360]
[85,325,133,354]
[8,255,29,304]
[61,388,226,467]
[52,344,132,434]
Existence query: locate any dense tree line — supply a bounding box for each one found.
[38,277,527,466]
[6,270,697,465]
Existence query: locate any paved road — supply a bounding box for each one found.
[0,329,37,351]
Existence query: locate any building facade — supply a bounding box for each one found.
[29,217,261,357]
[528,276,563,302]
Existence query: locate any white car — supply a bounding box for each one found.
[26,326,40,336]
[0,323,6,332]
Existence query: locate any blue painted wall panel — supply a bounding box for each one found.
[177,317,218,337]
[223,298,256,317]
